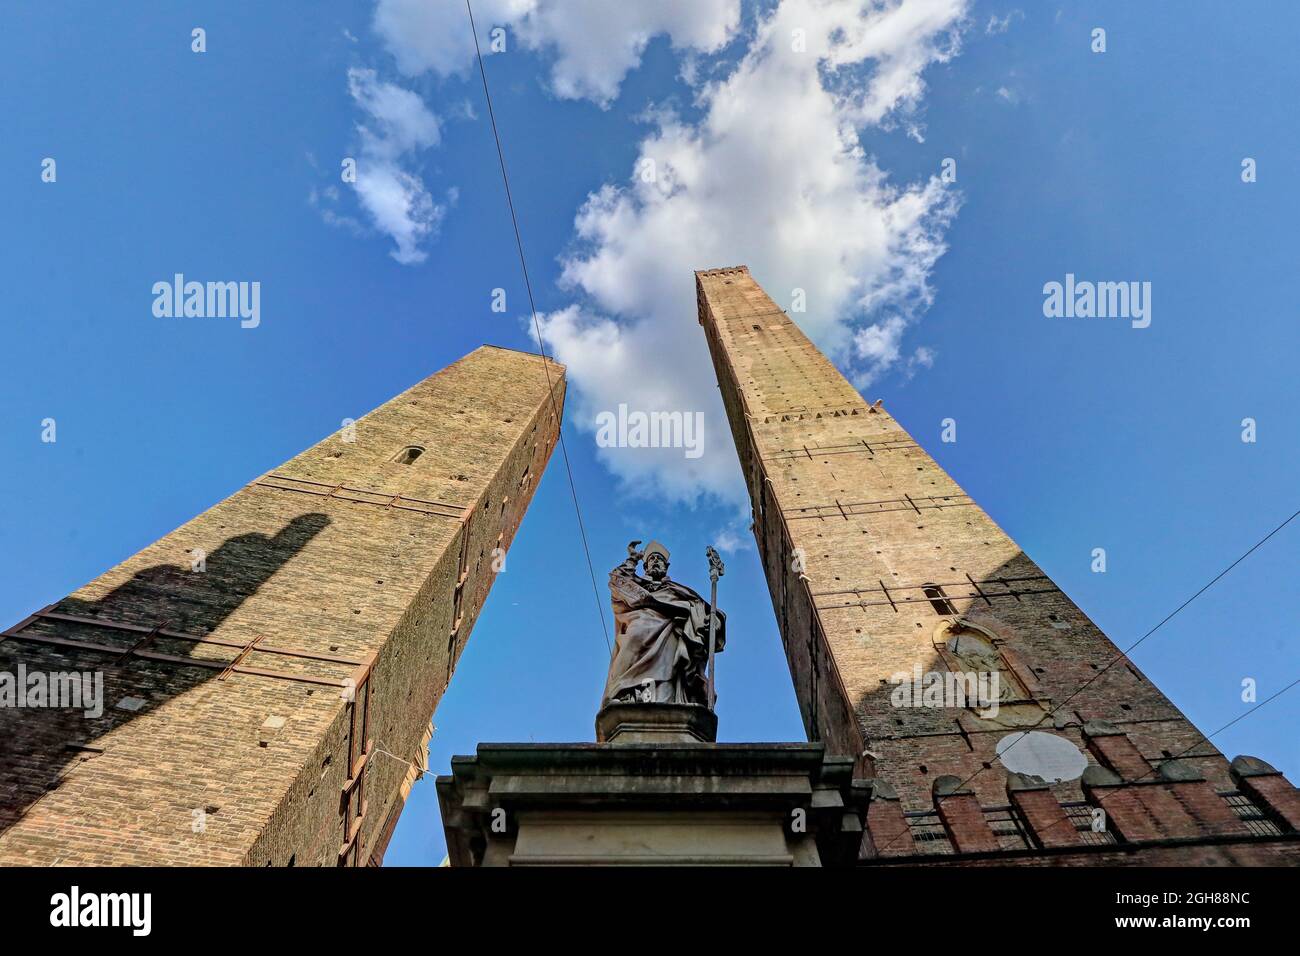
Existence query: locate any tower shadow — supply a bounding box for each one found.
[0,512,329,837]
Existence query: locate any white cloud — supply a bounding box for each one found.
[985,10,1023,35]
[372,0,742,107]
[373,0,532,78]
[712,516,753,555]
[854,315,908,378]
[911,344,936,370]
[349,67,441,152]
[516,0,742,106]
[541,0,968,505]
[345,68,444,264]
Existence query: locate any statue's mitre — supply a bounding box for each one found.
[643,540,670,563]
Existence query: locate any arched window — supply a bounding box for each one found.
[393,445,424,465]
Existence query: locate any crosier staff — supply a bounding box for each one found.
[705,545,725,710]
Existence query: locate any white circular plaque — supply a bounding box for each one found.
[995,731,1088,783]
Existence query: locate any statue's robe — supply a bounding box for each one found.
[603,556,726,705]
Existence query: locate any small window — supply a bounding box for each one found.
[922,583,956,616]
[393,446,424,465]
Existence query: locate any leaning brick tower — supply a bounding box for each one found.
[697,265,1299,864]
[0,346,564,866]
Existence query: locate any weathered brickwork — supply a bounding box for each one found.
[0,346,565,865]
[697,266,1299,864]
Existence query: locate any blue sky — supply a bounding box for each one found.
[1,1,1296,866]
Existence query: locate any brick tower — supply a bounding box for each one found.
[697,266,1299,864]
[0,346,565,866]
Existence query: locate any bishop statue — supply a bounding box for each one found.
[602,540,725,708]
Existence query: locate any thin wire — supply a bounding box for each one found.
[1004,507,1300,746]
[1055,508,1300,712]
[876,507,1299,853]
[1020,674,1300,847]
[465,0,610,653]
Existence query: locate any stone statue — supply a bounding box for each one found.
[602,540,725,707]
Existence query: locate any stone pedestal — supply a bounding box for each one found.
[595,702,716,744]
[437,706,870,866]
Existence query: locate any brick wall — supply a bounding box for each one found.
[0,346,564,865]
[696,266,1299,864]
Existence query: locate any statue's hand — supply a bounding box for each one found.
[627,539,644,560]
